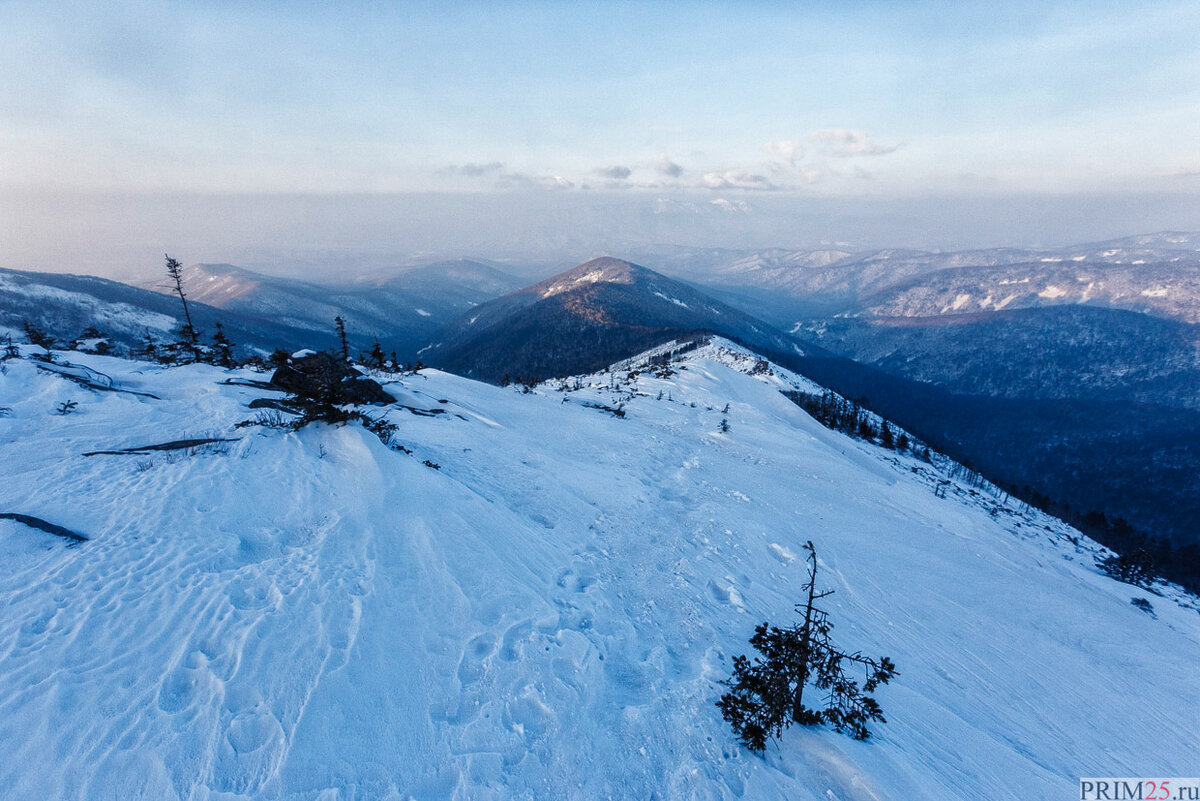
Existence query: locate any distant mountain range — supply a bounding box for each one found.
[136,259,524,356]
[643,231,1200,324]
[0,266,336,355]
[1,258,524,358]
[3,232,1199,549]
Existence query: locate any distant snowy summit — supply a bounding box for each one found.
[421,257,809,383]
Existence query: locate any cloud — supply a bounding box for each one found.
[763,140,805,166]
[809,129,897,157]
[496,172,575,190]
[709,198,751,214]
[699,171,776,191]
[656,157,685,178]
[595,165,633,180]
[439,162,505,177]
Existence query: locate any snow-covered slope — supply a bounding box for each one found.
[1,340,1197,800]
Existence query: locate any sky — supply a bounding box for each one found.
[1,0,1198,277]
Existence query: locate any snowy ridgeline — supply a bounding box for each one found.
[0,337,1198,800]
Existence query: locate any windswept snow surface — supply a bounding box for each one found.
[1,341,1198,800]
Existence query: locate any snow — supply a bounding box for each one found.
[941,293,972,314]
[1038,285,1069,299]
[0,272,177,333]
[540,270,609,298]
[993,293,1018,310]
[0,340,1197,800]
[415,308,432,317]
[653,291,690,309]
[1141,287,1169,298]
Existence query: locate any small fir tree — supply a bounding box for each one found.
[880,422,895,449]
[211,323,235,367]
[367,339,386,369]
[268,348,291,369]
[135,330,160,362]
[1,333,19,360]
[334,316,350,361]
[21,320,55,350]
[717,541,897,752]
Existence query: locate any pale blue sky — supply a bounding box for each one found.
[1,1,1198,271]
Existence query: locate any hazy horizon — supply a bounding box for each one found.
[2,1,1197,280]
[3,188,1198,282]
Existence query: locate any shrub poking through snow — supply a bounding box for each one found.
[717,541,897,752]
[1097,548,1157,589]
[3,333,22,360]
[246,351,415,452]
[270,351,394,410]
[22,320,56,350]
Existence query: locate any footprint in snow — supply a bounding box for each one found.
[457,632,499,685]
[18,608,58,644]
[504,684,556,742]
[212,708,286,795]
[555,568,597,594]
[707,579,746,610]
[226,577,280,611]
[156,666,202,715]
[499,620,534,662]
[768,542,796,563]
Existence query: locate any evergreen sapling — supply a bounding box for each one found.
[717,541,897,752]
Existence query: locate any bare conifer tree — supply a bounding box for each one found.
[334,315,350,361]
[164,254,200,358]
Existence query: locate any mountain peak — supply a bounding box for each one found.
[531,257,649,299]
[422,255,812,382]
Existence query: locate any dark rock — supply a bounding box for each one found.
[269,351,394,406]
